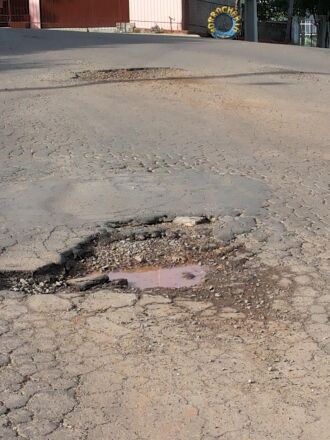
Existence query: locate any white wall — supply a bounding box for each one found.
[129,0,183,31]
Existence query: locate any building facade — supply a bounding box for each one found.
[0,0,232,33]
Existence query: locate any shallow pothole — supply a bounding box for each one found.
[73,67,185,82]
[0,217,291,322]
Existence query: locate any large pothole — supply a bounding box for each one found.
[0,217,291,322]
[74,67,186,82]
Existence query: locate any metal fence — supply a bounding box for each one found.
[0,0,9,26]
[299,18,318,47]
[1,0,186,31]
[0,0,29,27]
[40,0,129,29]
[1,0,129,29]
[0,0,226,32]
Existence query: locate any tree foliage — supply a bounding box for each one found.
[258,0,287,21]
[258,0,330,21]
[295,0,329,15]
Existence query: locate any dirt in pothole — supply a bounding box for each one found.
[2,220,293,322]
[74,67,186,82]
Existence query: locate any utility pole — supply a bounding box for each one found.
[285,0,294,43]
[7,0,12,25]
[244,0,258,42]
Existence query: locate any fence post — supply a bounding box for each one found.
[7,0,12,23]
[29,0,41,29]
[291,16,300,44]
[182,0,189,31]
[244,0,258,42]
[285,0,294,43]
[317,15,327,48]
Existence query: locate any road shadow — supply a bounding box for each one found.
[0,59,71,72]
[0,28,202,57]
[1,70,329,93]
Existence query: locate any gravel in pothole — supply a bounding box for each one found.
[74,67,185,82]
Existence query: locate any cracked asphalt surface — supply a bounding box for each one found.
[0,30,330,439]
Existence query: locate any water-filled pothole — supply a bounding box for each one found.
[1,217,290,321]
[108,264,207,289]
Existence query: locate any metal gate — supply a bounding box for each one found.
[299,18,318,47]
[0,0,29,27]
[40,0,129,28]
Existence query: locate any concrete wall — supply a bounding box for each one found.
[129,0,183,31]
[187,0,235,35]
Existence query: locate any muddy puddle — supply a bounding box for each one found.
[108,265,207,289]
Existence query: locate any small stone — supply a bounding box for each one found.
[0,404,8,416]
[135,234,146,241]
[67,273,109,291]
[134,255,143,263]
[175,300,213,313]
[0,354,9,367]
[222,307,237,313]
[182,272,195,280]
[109,278,129,288]
[173,216,208,227]
[278,278,292,288]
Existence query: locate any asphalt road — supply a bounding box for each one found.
[0,29,329,271]
[0,30,329,440]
